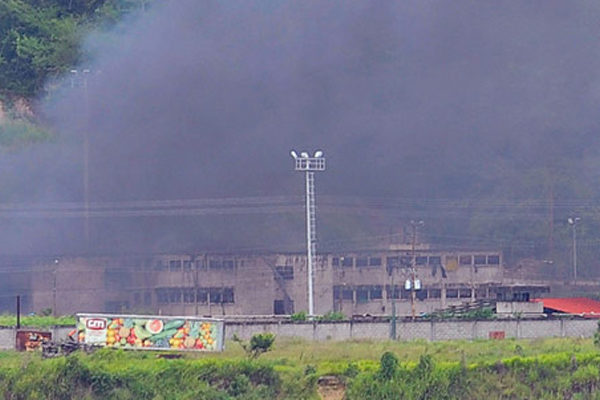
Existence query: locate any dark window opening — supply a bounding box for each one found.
[428,256,441,265]
[196,259,205,270]
[401,288,411,299]
[183,288,195,303]
[209,288,222,304]
[459,256,472,265]
[332,257,340,267]
[386,285,401,300]
[356,286,369,303]
[342,288,353,301]
[476,288,487,298]
[487,255,500,265]
[196,289,208,304]
[446,289,458,298]
[400,256,411,267]
[168,288,182,303]
[459,288,471,298]
[386,256,399,268]
[428,289,441,298]
[370,285,383,300]
[169,260,182,271]
[474,255,486,265]
[183,260,192,271]
[341,257,354,267]
[369,257,382,266]
[209,260,222,269]
[274,300,285,315]
[416,256,427,265]
[156,288,169,304]
[223,287,234,303]
[223,260,234,269]
[356,257,368,267]
[416,290,427,301]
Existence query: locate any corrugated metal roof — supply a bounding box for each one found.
[532,297,600,318]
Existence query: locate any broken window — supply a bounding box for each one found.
[156,288,169,304]
[416,256,427,265]
[487,255,500,265]
[459,255,472,265]
[356,286,369,303]
[168,288,182,303]
[209,288,222,304]
[428,256,441,265]
[223,288,235,303]
[341,257,354,267]
[169,260,182,271]
[342,288,353,301]
[474,255,486,265]
[196,288,208,304]
[370,285,383,300]
[356,257,368,267]
[183,288,195,303]
[369,257,382,266]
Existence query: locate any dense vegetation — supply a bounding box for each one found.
[1,338,600,399]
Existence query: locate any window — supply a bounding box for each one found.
[446,289,458,298]
[476,288,487,298]
[356,286,369,303]
[416,290,427,301]
[416,256,427,265]
[183,260,192,271]
[459,255,472,265]
[341,257,354,267]
[332,257,340,267]
[223,287,234,303]
[195,259,205,270]
[474,255,486,265]
[487,255,500,265]
[169,260,182,271]
[275,266,294,280]
[133,292,141,304]
[428,256,441,265]
[369,257,382,266]
[209,259,222,269]
[144,291,151,305]
[386,256,399,268]
[168,288,182,303]
[156,288,169,304]
[428,289,441,298]
[370,285,383,300]
[183,288,195,303]
[274,300,285,315]
[459,288,471,298]
[223,260,234,269]
[209,288,222,304]
[386,285,400,300]
[356,257,368,267]
[400,256,411,267]
[342,287,353,301]
[196,288,208,304]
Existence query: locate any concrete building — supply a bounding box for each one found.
[23,248,522,317]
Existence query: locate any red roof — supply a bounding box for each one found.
[533,297,600,318]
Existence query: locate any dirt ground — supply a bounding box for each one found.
[317,375,345,400]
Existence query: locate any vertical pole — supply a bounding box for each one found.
[390,268,396,340]
[306,171,315,316]
[83,72,90,249]
[16,296,21,329]
[573,224,577,282]
[52,269,57,317]
[411,224,417,321]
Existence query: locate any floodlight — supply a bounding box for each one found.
[314,150,323,158]
[300,152,309,158]
[290,151,298,159]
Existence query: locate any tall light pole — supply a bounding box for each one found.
[409,220,424,320]
[291,150,325,316]
[568,217,581,282]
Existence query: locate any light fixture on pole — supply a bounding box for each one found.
[409,220,424,320]
[291,150,326,316]
[568,217,581,282]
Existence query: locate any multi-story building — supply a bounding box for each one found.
[23,248,523,317]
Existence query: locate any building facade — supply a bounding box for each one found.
[26,249,507,317]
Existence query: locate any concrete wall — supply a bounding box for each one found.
[0,319,595,350]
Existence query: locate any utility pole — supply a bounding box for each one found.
[410,220,424,321]
[568,217,580,282]
[388,258,397,340]
[290,150,325,316]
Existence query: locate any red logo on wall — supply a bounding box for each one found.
[86,319,107,330]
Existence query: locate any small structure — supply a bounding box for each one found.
[532,297,600,318]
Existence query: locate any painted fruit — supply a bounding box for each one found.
[146,319,164,334]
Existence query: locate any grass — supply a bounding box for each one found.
[0,314,76,327]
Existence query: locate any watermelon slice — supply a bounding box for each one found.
[146,319,164,334]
